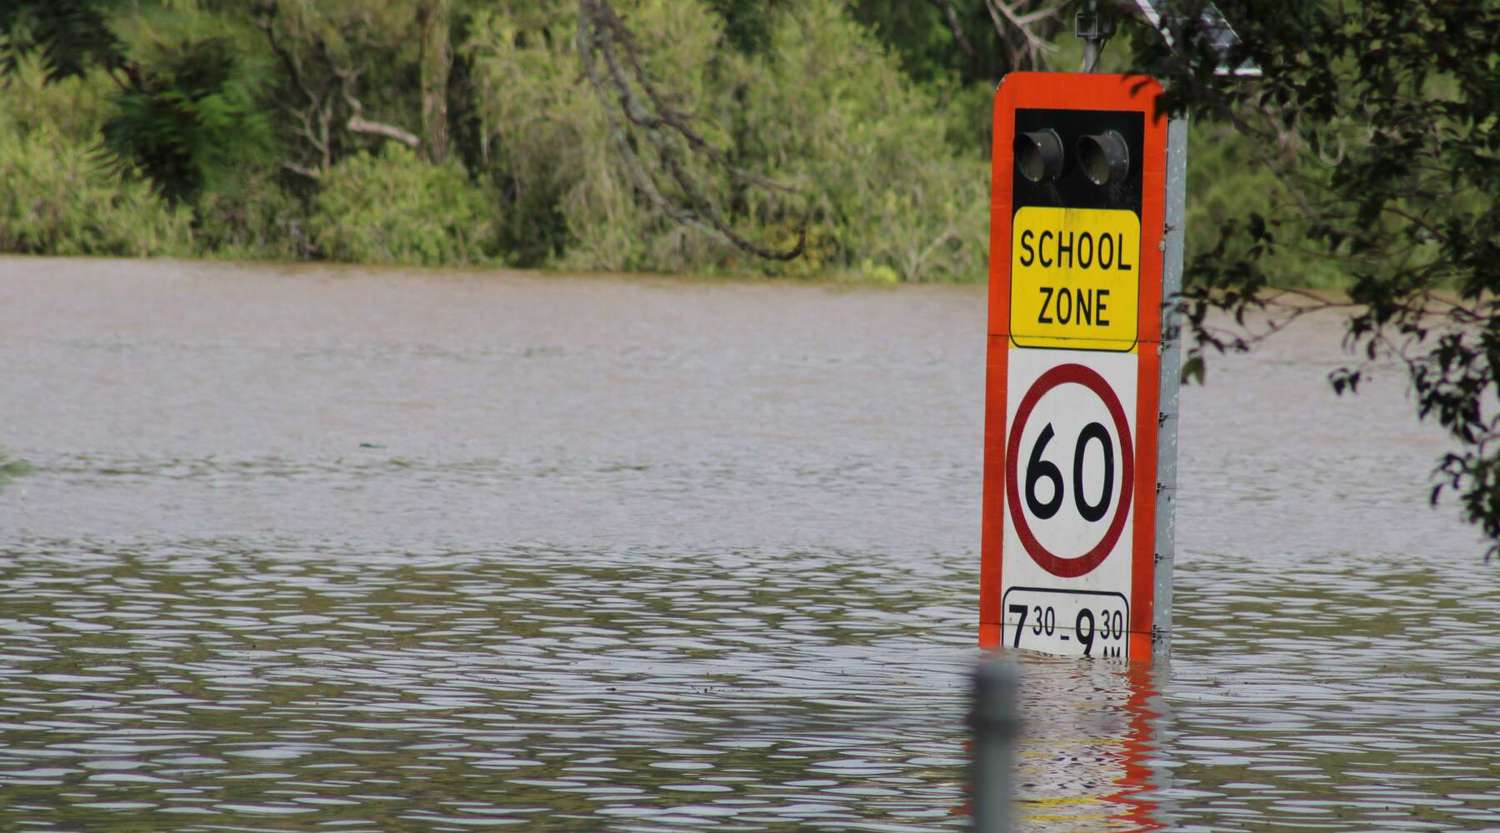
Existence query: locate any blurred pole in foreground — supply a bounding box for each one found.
[971,659,1020,833]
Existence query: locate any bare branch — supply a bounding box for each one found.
[983,0,1059,71]
[347,115,420,147]
[336,67,420,148]
[281,160,322,179]
[257,3,424,170]
[254,8,320,111]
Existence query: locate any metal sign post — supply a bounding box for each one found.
[970,660,1019,833]
[979,72,1182,661]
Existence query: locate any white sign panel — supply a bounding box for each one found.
[1000,348,1137,657]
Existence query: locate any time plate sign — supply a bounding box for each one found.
[1002,587,1130,658]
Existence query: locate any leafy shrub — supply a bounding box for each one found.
[194,168,309,261]
[101,9,277,205]
[558,0,744,274]
[308,143,496,265]
[0,121,192,256]
[0,3,1042,282]
[0,43,190,256]
[0,40,114,141]
[738,2,988,281]
[465,0,986,282]
[1186,121,1349,289]
[464,2,598,267]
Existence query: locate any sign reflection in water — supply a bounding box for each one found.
[1011,658,1166,833]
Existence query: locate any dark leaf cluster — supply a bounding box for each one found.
[1130,0,1500,556]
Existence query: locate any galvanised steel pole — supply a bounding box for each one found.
[971,659,1020,833]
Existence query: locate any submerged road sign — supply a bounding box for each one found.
[980,73,1181,661]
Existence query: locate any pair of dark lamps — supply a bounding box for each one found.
[1015,129,1129,186]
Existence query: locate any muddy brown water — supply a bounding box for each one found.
[1,258,1496,832]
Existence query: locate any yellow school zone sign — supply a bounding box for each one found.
[1010,206,1140,352]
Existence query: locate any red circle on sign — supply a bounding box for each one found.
[1005,363,1134,578]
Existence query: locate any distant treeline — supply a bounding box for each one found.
[0,1,1334,286]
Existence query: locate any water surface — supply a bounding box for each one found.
[1,258,1495,831]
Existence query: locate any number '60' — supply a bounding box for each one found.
[1024,422,1114,522]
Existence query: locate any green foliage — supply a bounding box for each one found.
[0,0,123,80]
[1185,121,1348,289]
[704,0,787,55]
[4,0,994,279]
[563,0,747,273]
[463,0,593,266]
[0,0,1053,286]
[0,121,193,257]
[464,0,985,281]
[308,143,495,266]
[193,168,309,261]
[103,9,276,204]
[467,0,771,272]
[0,37,115,141]
[849,0,1022,85]
[739,2,987,281]
[1133,0,1500,554]
[0,43,192,257]
[253,0,425,174]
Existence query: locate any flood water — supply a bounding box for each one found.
[1,258,1496,832]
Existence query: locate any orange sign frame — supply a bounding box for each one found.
[980,73,1168,660]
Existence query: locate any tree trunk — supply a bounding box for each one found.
[417,0,452,163]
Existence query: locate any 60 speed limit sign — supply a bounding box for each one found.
[980,73,1183,661]
[1005,360,1133,580]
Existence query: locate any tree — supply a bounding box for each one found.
[0,0,123,80]
[417,0,451,162]
[251,0,422,178]
[567,0,1077,268]
[1124,0,1500,556]
[851,0,1062,85]
[102,27,274,205]
[575,0,806,262]
[3,1,278,206]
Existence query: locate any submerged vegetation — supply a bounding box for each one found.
[0,450,34,492]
